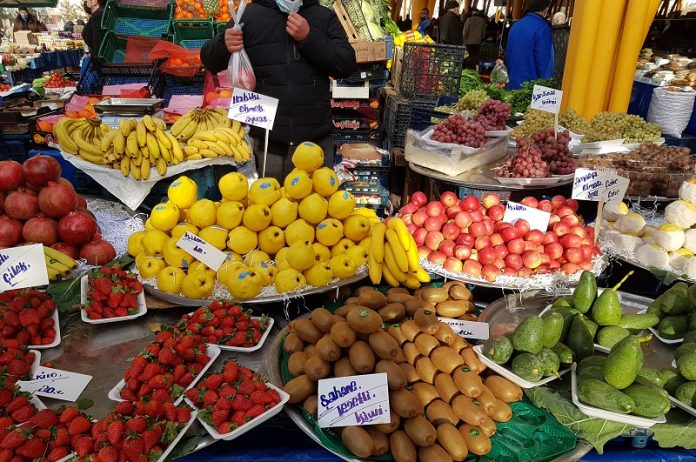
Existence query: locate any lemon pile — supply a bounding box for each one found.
[127,142,382,300]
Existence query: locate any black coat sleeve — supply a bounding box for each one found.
[200,22,233,74]
[296,13,356,79]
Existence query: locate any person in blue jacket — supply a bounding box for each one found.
[504,0,554,90]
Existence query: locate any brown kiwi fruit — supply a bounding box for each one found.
[303,344,317,358]
[458,424,491,456]
[387,292,413,304]
[400,320,422,341]
[448,284,473,301]
[403,415,437,447]
[389,430,417,462]
[474,386,498,416]
[402,342,421,365]
[390,389,423,418]
[348,340,375,373]
[304,355,331,381]
[430,346,465,374]
[311,307,336,333]
[387,324,408,345]
[303,395,318,417]
[375,359,407,390]
[420,287,449,303]
[316,334,341,362]
[283,333,305,353]
[399,362,421,384]
[461,347,486,374]
[357,289,388,309]
[436,300,473,318]
[334,303,364,317]
[451,395,487,426]
[333,357,357,377]
[415,356,438,383]
[404,298,433,317]
[414,308,439,335]
[434,323,457,346]
[341,426,374,458]
[414,333,440,356]
[479,417,497,437]
[436,422,468,461]
[426,399,459,426]
[365,428,389,456]
[369,330,400,360]
[329,321,356,348]
[374,411,400,434]
[412,382,439,408]
[283,375,316,404]
[434,372,461,404]
[378,303,406,323]
[484,376,523,403]
[287,351,307,377]
[490,399,512,423]
[347,307,383,334]
[452,365,483,398]
[450,336,469,353]
[293,319,323,344]
[418,443,454,462]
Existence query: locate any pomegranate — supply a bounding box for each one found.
[0,160,23,191]
[22,216,58,246]
[22,155,61,187]
[56,177,75,191]
[74,195,87,211]
[4,190,39,220]
[0,216,23,246]
[0,191,5,214]
[58,211,97,246]
[38,181,78,218]
[79,238,116,265]
[51,242,79,260]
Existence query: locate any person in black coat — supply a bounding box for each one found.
[201,0,357,180]
[439,1,462,45]
[82,0,106,54]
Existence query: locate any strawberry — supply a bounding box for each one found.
[211,409,228,427]
[157,348,176,366]
[185,388,199,405]
[122,436,145,462]
[163,403,177,422]
[11,405,35,423]
[217,422,233,434]
[203,390,218,406]
[125,417,147,433]
[48,446,69,462]
[54,427,70,447]
[245,404,266,419]
[35,428,51,440]
[230,411,246,428]
[5,395,29,414]
[59,406,80,424]
[176,407,191,423]
[0,418,12,430]
[130,356,148,375]
[250,390,267,405]
[98,444,119,462]
[148,374,170,390]
[142,429,159,452]
[0,390,11,407]
[144,399,163,419]
[114,401,135,416]
[16,437,46,458]
[107,420,124,445]
[215,398,231,411]
[6,360,29,378]
[205,374,223,391]
[28,408,58,428]
[72,434,93,457]
[218,385,236,399]
[95,278,113,295]
[238,380,256,395]
[231,395,252,412]
[68,416,92,435]
[266,388,281,404]
[0,430,25,449]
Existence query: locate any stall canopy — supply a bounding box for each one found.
[0,0,58,7]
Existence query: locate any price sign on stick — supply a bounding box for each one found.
[572,168,629,244]
[317,373,391,428]
[503,201,551,232]
[17,367,92,402]
[0,244,49,292]
[228,88,279,177]
[438,318,490,339]
[176,232,226,271]
[531,84,563,136]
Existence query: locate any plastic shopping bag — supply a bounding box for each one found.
[226,0,256,90]
[490,60,509,87]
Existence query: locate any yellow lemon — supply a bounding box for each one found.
[315,218,344,247]
[219,172,248,201]
[344,245,369,266]
[216,257,245,285]
[291,141,324,172]
[275,247,289,268]
[181,271,215,299]
[343,214,371,242]
[227,226,258,255]
[286,240,315,271]
[187,199,217,228]
[258,226,286,255]
[199,225,229,250]
[312,167,339,197]
[150,202,179,232]
[298,193,328,225]
[243,203,273,232]
[328,190,357,220]
[312,243,331,263]
[142,229,170,256]
[188,261,215,276]
[331,238,355,257]
[162,237,194,267]
[330,254,357,279]
[244,249,271,267]
[167,176,198,209]
[253,260,278,285]
[216,201,245,230]
[304,262,333,287]
[248,177,281,206]
[284,169,313,200]
[171,222,199,239]
[127,231,146,257]
[275,268,306,293]
[144,218,155,232]
[157,266,186,294]
[285,219,315,246]
[138,256,166,278]
[224,266,263,299]
[270,197,298,228]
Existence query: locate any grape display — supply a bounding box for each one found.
[532,128,576,174]
[455,89,489,112]
[559,108,590,135]
[497,137,550,178]
[511,109,555,138]
[431,114,487,148]
[475,99,512,130]
[584,112,662,143]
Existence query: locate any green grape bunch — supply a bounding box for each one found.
[559,108,590,135]
[455,89,490,113]
[511,109,555,138]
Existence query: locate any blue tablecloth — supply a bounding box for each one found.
[41,49,83,70]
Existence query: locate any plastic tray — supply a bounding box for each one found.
[649,327,684,345]
[80,275,147,324]
[495,176,564,186]
[669,395,696,418]
[108,345,220,404]
[472,345,570,389]
[485,126,513,137]
[27,309,60,350]
[190,383,289,440]
[570,365,666,427]
[156,410,198,462]
[577,139,626,150]
[30,350,41,378]
[185,313,274,352]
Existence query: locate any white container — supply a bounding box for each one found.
[570,365,666,427]
[669,396,696,418]
[155,410,198,462]
[213,318,274,353]
[649,327,683,345]
[188,383,290,441]
[485,126,513,137]
[496,176,563,187]
[80,275,147,324]
[29,350,41,378]
[28,309,60,350]
[472,345,570,389]
[108,345,220,405]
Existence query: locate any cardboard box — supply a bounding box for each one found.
[391,46,404,94]
[13,31,37,46]
[331,80,370,99]
[351,40,387,64]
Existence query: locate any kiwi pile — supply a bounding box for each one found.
[281,284,524,461]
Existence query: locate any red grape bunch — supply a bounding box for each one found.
[532,128,576,175]
[475,99,512,131]
[497,137,550,178]
[431,114,486,148]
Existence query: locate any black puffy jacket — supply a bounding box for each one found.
[201,0,356,144]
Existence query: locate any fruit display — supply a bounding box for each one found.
[174,0,232,21]
[185,359,285,436]
[577,144,693,198]
[581,112,662,144]
[182,121,252,162]
[474,99,512,131]
[117,328,213,403]
[430,114,486,148]
[645,282,696,341]
[497,129,575,178]
[0,388,42,429]
[510,109,554,138]
[559,108,590,135]
[179,300,271,348]
[399,191,599,282]
[454,89,489,113]
[670,329,696,407]
[42,72,78,90]
[0,339,36,385]
[83,266,144,320]
[0,289,58,347]
[0,156,115,266]
[169,108,231,142]
[281,285,523,460]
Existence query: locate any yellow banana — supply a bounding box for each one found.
[146,133,160,159]
[44,246,77,268]
[178,120,198,140]
[46,266,61,281]
[156,158,167,176]
[126,132,139,158]
[54,118,79,155]
[136,121,147,147]
[406,240,420,272]
[403,275,421,289]
[231,119,241,133]
[44,255,70,275]
[368,250,382,285]
[193,132,218,142]
[215,140,231,155]
[132,150,142,167]
[131,164,141,180]
[153,117,166,131]
[384,243,407,283]
[142,114,156,132]
[119,119,132,136]
[120,157,130,176]
[166,132,184,162]
[381,262,399,287]
[170,113,190,137]
[218,127,241,145]
[414,268,431,283]
[189,139,209,150]
[154,129,172,149]
[230,146,243,162]
[114,132,126,156]
[200,149,219,158]
[371,222,386,263]
[388,218,412,252]
[385,229,408,273]
[141,160,150,180]
[99,129,118,152]
[187,153,203,160]
[74,129,103,157]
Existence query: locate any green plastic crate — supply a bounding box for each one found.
[102,0,173,38]
[172,18,214,44]
[98,31,159,64]
[215,22,228,35]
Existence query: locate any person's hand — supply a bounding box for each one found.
[225,28,244,53]
[286,12,309,41]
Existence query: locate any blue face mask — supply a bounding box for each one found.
[276,0,302,14]
[20,12,28,20]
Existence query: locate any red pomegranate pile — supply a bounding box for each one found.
[0,155,116,265]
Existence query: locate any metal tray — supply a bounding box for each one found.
[94,98,163,114]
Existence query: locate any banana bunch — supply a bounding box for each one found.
[54,117,111,165]
[170,108,231,141]
[183,120,252,163]
[369,217,430,289]
[44,246,78,281]
[110,115,184,181]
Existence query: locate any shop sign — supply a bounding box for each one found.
[572,168,629,204]
[531,85,562,114]
[17,367,92,402]
[438,317,490,339]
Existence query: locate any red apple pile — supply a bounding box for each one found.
[399,191,601,282]
[0,156,116,264]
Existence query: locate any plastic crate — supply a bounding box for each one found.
[102,0,172,38]
[162,72,205,105]
[409,106,452,132]
[178,39,208,49]
[0,135,30,162]
[99,32,159,64]
[400,42,465,100]
[77,58,163,97]
[383,90,437,148]
[172,19,214,45]
[215,22,228,35]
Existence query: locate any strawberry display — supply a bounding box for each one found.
[0,339,35,384]
[83,267,143,320]
[185,360,282,435]
[179,301,270,348]
[0,388,38,428]
[0,289,57,347]
[119,329,211,403]
[43,73,78,89]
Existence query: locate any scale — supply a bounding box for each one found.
[94,98,165,129]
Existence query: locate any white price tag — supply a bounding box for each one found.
[0,244,49,291]
[317,373,391,428]
[438,317,490,340]
[530,85,562,114]
[503,201,551,232]
[228,87,279,130]
[17,367,92,402]
[572,169,629,204]
[176,232,226,271]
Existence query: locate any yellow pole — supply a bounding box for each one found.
[642,0,661,41]
[412,0,428,28]
[427,0,436,15]
[560,0,586,113]
[608,0,650,112]
[583,0,627,117]
[565,0,603,118]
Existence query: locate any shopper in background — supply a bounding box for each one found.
[417,8,431,36]
[200,0,356,181]
[551,11,569,83]
[82,0,106,54]
[463,8,487,67]
[503,0,553,89]
[13,7,47,35]
[439,1,463,45]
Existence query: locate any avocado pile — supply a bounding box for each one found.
[669,331,696,407]
[647,281,696,340]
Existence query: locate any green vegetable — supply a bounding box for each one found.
[459,69,483,97]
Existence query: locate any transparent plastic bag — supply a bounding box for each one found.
[226,0,256,90]
[490,60,509,86]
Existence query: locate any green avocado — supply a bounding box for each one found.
[676,381,696,407]
[512,315,544,355]
[566,314,596,361]
[541,312,565,348]
[676,352,696,381]
[552,343,575,366]
[577,378,635,414]
[482,335,514,365]
[602,335,651,390]
[662,368,687,395]
[622,383,671,417]
[658,315,688,340]
[597,326,631,349]
[511,352,544,382]
[572,271,597,313]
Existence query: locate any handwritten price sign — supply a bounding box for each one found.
[503,201,551,232]
[176,232,226,271]
[572,169,629,204]
[17,367,92,402]
[228,88,279,130]
[438,318,490,340]
[0,244,48,292]
[317,373,391,428]
[531,85,563,114]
